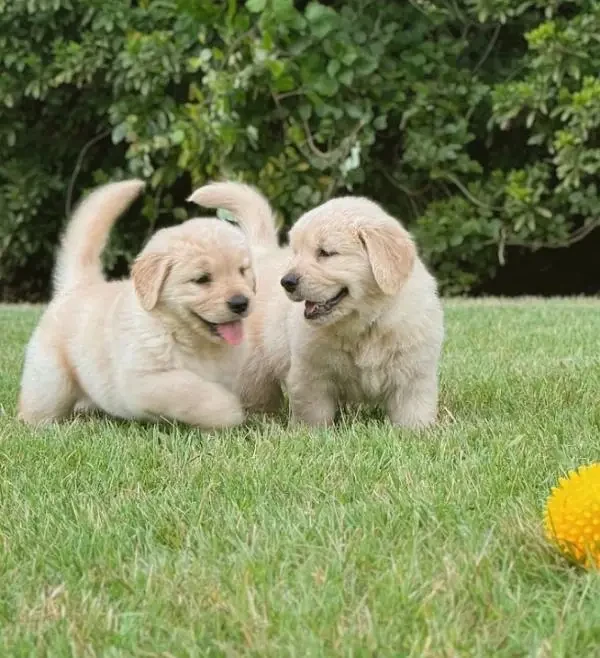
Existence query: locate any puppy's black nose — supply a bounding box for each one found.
[227,294,249,315]
[281,273,299,292]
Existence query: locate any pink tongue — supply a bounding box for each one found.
[216,321,244,346]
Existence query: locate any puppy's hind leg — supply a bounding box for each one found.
[73,397,101,416]
[18,335,79,426]
[241,378,283,415]
[237,356,283,414]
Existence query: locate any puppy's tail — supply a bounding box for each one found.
[54,179,145,295]
[187,181,278,248]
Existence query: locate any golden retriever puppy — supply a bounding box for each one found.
[188,182,287,413]
[278,197,444,428]
[190,183,444,428]
[18,179,263,428]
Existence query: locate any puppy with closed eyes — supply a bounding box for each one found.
[190,183,444,428]
[18,179,263,429]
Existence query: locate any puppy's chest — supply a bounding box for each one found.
[172,348,238,387]
[326,340,401,402]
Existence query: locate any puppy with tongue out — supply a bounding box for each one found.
[177,181,442,428]
[133,217,254,349]
[18,180,259,431]
[125,214,257,427]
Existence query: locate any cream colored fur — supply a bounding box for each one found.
[188,183,444,428]
[18,179,269,429]
[188,182,287,413]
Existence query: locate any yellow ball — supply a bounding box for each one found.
[544,463,600,568]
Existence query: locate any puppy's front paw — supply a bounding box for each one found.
[386,374,438,430]
[206,391,245,429]
[389,413,436,430]
[387,396,437,429]
[289,400,337,428]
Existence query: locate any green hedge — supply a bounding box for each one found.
[2,0,599,299]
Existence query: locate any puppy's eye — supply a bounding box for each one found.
[192,274,211,285]
[318,248,337,258]
[239,266,248,276]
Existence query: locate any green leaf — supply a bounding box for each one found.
[327,59,340,78]
[267,59,286,79]
[273,0,295,18]
[217,208,237,222]
[305,1,339,38]
[313,75,339,97]
[246,0,267,13]
[346,104,363,119]
[339,69,354,86]
[275,75,295,92]
[112,123,128,144]
[341,50,358,66]
[171,129,185,145]
[305,2,337,23]
[373,115,387,130]
[298,104,312,120]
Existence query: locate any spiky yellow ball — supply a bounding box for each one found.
[544,463,600,568]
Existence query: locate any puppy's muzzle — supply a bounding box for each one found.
[280,272,299,293]
[227,294,250,315]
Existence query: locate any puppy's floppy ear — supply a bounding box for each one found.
[358,221,416,295]
[131,252,171,311]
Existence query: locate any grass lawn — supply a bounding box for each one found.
[0,300,599,657]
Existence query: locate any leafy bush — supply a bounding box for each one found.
[1,0,599,299]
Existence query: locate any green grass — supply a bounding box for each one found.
[1,300,600,657]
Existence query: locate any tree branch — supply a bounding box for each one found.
[65,129,111,217]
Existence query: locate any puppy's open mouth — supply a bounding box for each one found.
[304,287,348,320]
[190,311,244,346]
